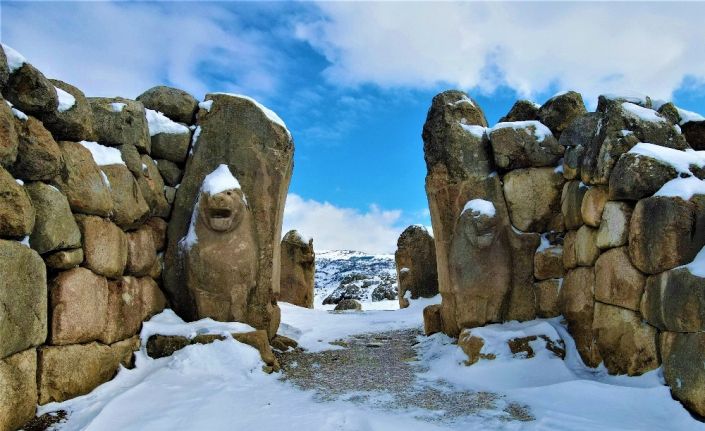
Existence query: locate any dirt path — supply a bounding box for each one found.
[276,328,534,426]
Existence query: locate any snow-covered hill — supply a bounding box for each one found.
[313,250,398,308]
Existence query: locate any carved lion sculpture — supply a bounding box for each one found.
[279,230,315,308]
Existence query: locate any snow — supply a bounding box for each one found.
[110,102,126,113]
[189,125,201,155]
[460,320,562,361]
[655,176,705,200]
[628,142,705,174]
[209,93,290,137]
[1,43,26,72]
[100,171,111,190]
[140,309,254,344]
[198,100,213,112]
[5,100,28,120]
[55,86,76,112]
[677,106,705,125]
[462,198,496,217]
[602,92,649,106]
[201,164,241,195]
[459,123,486,138]
[682,245,705,277]
[621,102,666,123]
[145,109,190,136]
[179,201,199,251]
[15,178,23,186]
[19,236,30,247]
[450,95,475,107]
[536,233,552,252]
[489,120,553,142]
[79,141,125,166]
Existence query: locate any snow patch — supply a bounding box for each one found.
[209,93,290,137]
[19,236,30,247]
[602,92,649,106]
[145,109,190,136]
[110,102,126,113]
[140,309,254,344]
[681,246,705,278]
[460,320,562,361]
[5,100,28,121]
[490,120,553,142]
[189,125,201,155]
[100,171,111,190]
[621,102,666,123]
[628,142,705,174]
[460,123,486,138]
[462,199,496,217]
[655,176,705,200]
[677,107,705,125]
[55,86,76,112]
[202,164,241,195]
[450,95,475,107]
[15,178,23,186]
[198,100,213,112]
[1,43,26,72]
[79,141,125,166]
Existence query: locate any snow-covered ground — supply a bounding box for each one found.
[39,294,704,431]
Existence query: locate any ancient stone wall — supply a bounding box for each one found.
[422,89,705,417]
[0,44,293,430]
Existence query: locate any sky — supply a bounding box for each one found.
[3,1,705,253]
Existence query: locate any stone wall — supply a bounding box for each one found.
[0,44,293,430]
[422,90,705,417]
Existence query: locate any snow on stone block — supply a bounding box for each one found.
[621,102,666,123]
[5,100,28,121]
[627,142,705,175]
[462,198,496,218]
[655,176,705,200]
[55,86,76,113]
[449,95,475,107]
[602,92,650,106]
[79,141,125,166]
[489,120,553,143]
[209,93,290,136]
[677,107,705,125]
[110,102,126,113]
[198,100,213,112]
[145,108,190,136]
[140,309,255,344]
[1,43,27,72]
[459,123,486,138]
[682,245,705,277]
[201,164,241,195]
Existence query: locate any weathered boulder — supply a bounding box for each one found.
[100,276,165,344]
[559,267,601,367]
[534,278,561,318]
[151,132,191,164]
[143,217,168,252]
[423,304,442,335]
[76,215,128,278]
[558,112,601,148]
[641,268,705,332]
[118,143,142,176]
[608,153,678,201]
[563,230,578,270]
[279,230,315,308]
[574,225,599,267]
[562,145,584,180]
[156,158,183,186]
[5,63,58,116]
[45,248,83,270]
[561,181,587,230]
[270,334,298,352]
[10,115,62,180]
[51,141,113,216]
[38,337,139,404]
[137,86,199,125]
[537,91,587,137]
[25,181,81,254]
[580,186,609,227]
[49,267,108,345]
[0,239,46,358]
[137,154,170,217]
[596,201,632,249]
[165,94,294,339]
[489,121,563,170]
[498,100,539,123]
[592,302,658,376]
[0,349,37,431]
[628,196,705,274]
[682,120,705,151]
[126,227,157,277]
[534,245,564,280]
[101,163,150,230]
[657,102,681,125]
[502,168,564,232]
[88,97,151,152]
[41,79,96,142]
[662,332,705,417]
[0,98,18,168]
[394,225,438,308]
[597,94,652,113]
[594,247,645,311]
[164,186,176,205]
[459,323,565,365]
[0,167,35,237]
[334,298,362,311]
[504,230,541,321]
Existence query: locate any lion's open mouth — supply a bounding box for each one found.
[209,208,233,219]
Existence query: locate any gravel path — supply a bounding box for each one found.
[276,328,534,426]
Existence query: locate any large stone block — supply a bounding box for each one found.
[563,230,578,270]
[629,196,705,274]
[580,186,609,227]
[0,349,37,431]
[537,91,587,137]
[682,120,705,151]
[45,248,83,270]
[25,181,81,254]
[592,302,659,376]
[279,230,315,308]
[0,97,18,168]
[5,63,58,116]
[41,79,96,142]
[164,93,294,339]
[38,337,139,404]
[394,225,438,308]
[156,158,183,186]
[126,227,157,277]
[101,163,150,230]
[49,267,108,345]
[641,268,705,332]
[143,217,168,252]
[88,97,151,152]
[423,304,442,336]
[559,267,601,367]
[498,99,538,123]
[0,166,35,237]
[662,332,705,417]
[574,225,599,267]
[10,115,62,181]
[51,141,113,217]
[596,201,632,249]
[489,122,563,170]
[534,278,561,318]
[76,215,128,278]
[101,277,144,344]
[137,154,170,217]
[561,180,587,230]
[0,239,46,358]
[502,167,564,232]
[137,86,199,125]
[151,132,191,164]
[609,152,678,201]
[534,245,564,280]
[594,247,645,311]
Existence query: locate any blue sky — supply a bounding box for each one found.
[3,1,705,252]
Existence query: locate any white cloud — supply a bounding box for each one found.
[283,194,404,254]
[1,2,282,99]
[295,2,705,103]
